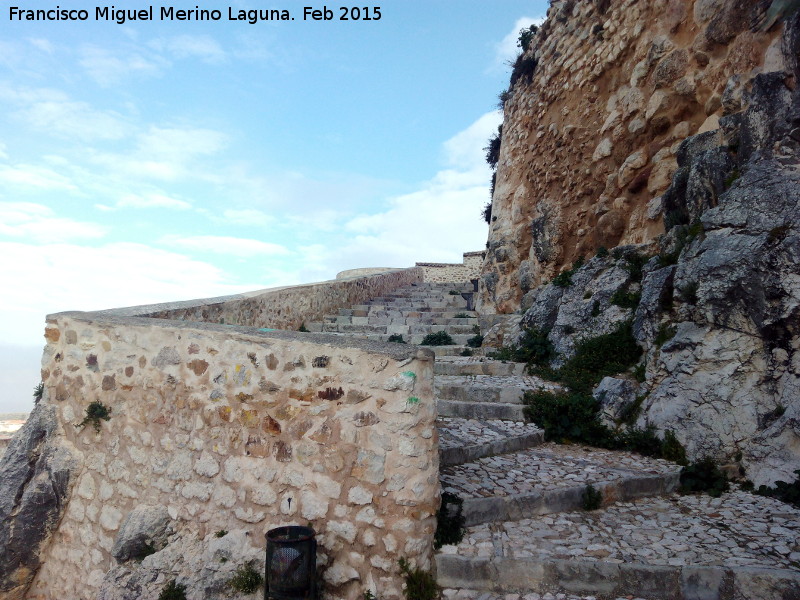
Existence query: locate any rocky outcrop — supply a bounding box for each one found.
[507,8,800,486]
[0,402,80,600]
[480,0,788,313]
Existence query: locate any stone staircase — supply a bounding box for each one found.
[311,281,800,600]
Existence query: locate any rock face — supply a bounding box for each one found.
[0,403,80,600]
[510,9,800,486]
[480,0,786,313]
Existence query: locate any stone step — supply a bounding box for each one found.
[436,400,526,421]
[440,444,682,527]
[436,488,800,599]
[435,375,560,405]
[434,357,527,376]
[297,331,478,348]
[437,417,544,467]
[319,321,479,336]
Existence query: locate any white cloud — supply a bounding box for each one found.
[0,164,78,193]
[443,111,503,170]
[136,126,228,159]
[161,235,290,258]
[149,35,227,63]
[222,209,274,226]
[0,202,106,242]
[491,16,546,72]
[78,44,165,86]
[115,192,192,210]
[28,38,54,53]
[0,241,260,345]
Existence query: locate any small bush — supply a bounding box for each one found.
[466,334,484,348]
[229,563,264,594]
[661,430,688,466]
[453,312,472,319]
[591,301,601,317]
[680,281,698,304]
[767,224,790,244]
[755,470,800,509]
[551,256,585,288]
[497,89,511,109]
[484,125,503,170]
[364,591,377,600]
[581,484,603,510]
[596,246,609,258]
[679,457,729,497]
[33,382,44,403]
[298,323,309,332]
[134,542,157,561]
[214,530,228,538]
[610,289,641,309]
[517,24,538,51]
[421,331,454,346]
[619,426,663,457]
[562,324,575,335]
[399,558,438,600]
[448,290,460,295]
[621,252,649,283]
[524,390,613,446]
[617,394,645,426]
[510,54,538,87]
[434,492,465,549]
[460,349,473,357]
[387,334,407,344]
[158,581,186,600]
[632,363,646,383]
[724,168,741,189]
[655,323,677,347]
[78,401,112,433]
[482,201,492,224]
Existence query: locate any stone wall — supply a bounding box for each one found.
[116,267,424,331]
[416,251,483,284]
[480,0,786,313]
[19,313,437,600]
[336,268,396,280]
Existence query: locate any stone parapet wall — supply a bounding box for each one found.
[24,313,438,600]
[417,252,483,284]
[336,267,396,280]
[112,267,424,331]
[480,0,785,312]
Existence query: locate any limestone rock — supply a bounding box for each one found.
[111,505,171,562]
[593,377,641,428]
[0,403,81,598]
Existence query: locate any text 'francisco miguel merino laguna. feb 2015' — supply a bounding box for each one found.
[7,5,384,24]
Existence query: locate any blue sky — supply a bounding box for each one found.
[0,1,548,412]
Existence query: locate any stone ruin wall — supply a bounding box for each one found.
[132,267,424,330]
[1,268,439,600]
[416,251,483,284]
[25,315,437,600]
[480,0,785,313]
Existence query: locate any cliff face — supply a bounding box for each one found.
[480,0,785,313]
[483,1,800,486]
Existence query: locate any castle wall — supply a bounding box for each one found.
[416,251,483,284]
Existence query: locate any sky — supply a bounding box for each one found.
[0,1,549,412]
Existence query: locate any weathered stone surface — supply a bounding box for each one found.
[0,403,81,598]
[593,377,641,428]
[111,505,171,562]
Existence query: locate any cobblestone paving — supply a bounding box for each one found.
[441,444,680,498]
[443,591,649,600]
[437,418,543,451]
[441,489,800,570]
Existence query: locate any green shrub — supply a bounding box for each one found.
[552,256,584,288]
[460,349,473,357]
[679,458,729,497]
[482,201,493,223]
[655,323,677,347]
[591,301,601,317]
[78,401,112,433]
[755,470,800,509]
[33,382,44,403]
[399,558,438,600]
[158,581,186,600]
[387,334,406,344]
[617,394,645,426]
[581,484,603,510]
[632,363,646,383]
[510,54,538,87]
[517,24,538,51]
[562,324,575,335]
[661,430,688,466]
[434,492,465,549]
[596,246,609,258]
[453,312,473,319]
[229,563,263,594]
[610,289,641,309]
[214,530,228,538]
[618,426,663,457]
[484,125,502,169]
[524,391,614,446]
[448,290,460,295]
[421,331,454,346]
[680,281,698,304]
[466,334,484,348]
[621,252,649,283]
[364,591,377,600]
[298,323,309,332]
[557,320,642,394]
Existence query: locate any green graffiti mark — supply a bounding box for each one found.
[406,396,420,405]
[402,371,417,379]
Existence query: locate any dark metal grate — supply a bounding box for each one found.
[265,526,316,600]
